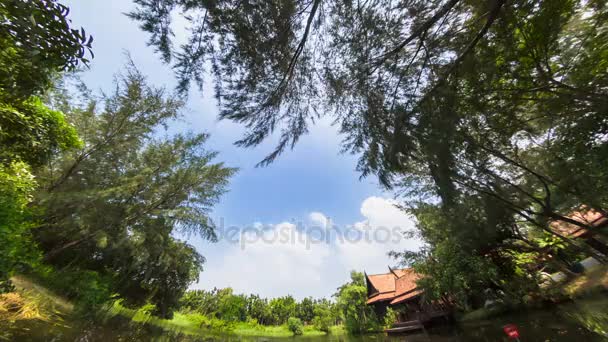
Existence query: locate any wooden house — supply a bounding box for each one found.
[365,267,451,334]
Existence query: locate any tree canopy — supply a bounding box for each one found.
[34,66,236,316]
[2,0,608,327]
[0,0,93,98]
[130,0,608,307]
[0,0,91,290]
[179,287,340,327]
[335,271,382,334]
[129,0,608,217]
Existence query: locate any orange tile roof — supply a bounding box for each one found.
[365,268,421,305]
[550,208,607,238]
[395,269,419,296]
[392,268,409,278]
[366,291,397,304]
[390,289,423,305]
[367,273,396,293]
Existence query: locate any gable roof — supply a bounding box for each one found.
[395,269,419,296]
[550,208,608,238]
[367,291,398,304]
[367,273,396,294]
[390,289,423,305]
[365,267,421,305]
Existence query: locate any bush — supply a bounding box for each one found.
[217,292,248,322]
[336,272,382,334]
[0,161,41,290]
[312,303,334,333]
[133,302,157,323]
[36,269,112,312]
[287,317,303,335]
[312,315,330,333]
[383,307,397,329]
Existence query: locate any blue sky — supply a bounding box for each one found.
[64,0,421,299]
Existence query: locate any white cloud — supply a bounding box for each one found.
[193,196,422,299]
[195,222,332,298]
[337,196,422,274]
[309,211,329,228]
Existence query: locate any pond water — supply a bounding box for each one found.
[2,296,607,341]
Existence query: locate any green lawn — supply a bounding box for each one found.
[4,279,345,339]
[109,301,344,338]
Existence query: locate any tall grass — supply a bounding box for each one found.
[0,292,46,321]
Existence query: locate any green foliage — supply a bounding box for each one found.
[179,288,248,322]
[269,296,297,325]
[383,307,397,329]
[295,296,315,323]
[0,162,40,290]
[0,0,242,323]
[414,240,500,310]
[535,233,567,251]
[0,93,81,167]
[31,65,235,317]
[177,288,339,332]
[287,317,303,336]
[395,201,540,309]
[217,289,247,322]
[35,268,112,312]
[246,294,273,325]
[335,271,381,334]
[179,289,220,315]
[0,0,93,98]
[0,0,87,295]
[0,74,81,287]
[312,302,334,333]
[130,0,608,305]
[133,302,157,323]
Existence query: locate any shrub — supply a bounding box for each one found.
[217,292,248,322]
[133,302,156,323]
[287,317,303,335]
[312,303,334,333]
[336,272,382,334]
[383,307,397,329]
[36,269,112,312]
[312,315,330,333]
[0,161,40,290]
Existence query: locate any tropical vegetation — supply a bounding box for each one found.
[0,0,235,320]
[131,0,608,311]
[1,0,608,339]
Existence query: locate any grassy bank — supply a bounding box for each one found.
[3,276,345,339]
[108,299,344,338]
[7,269,607,340]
